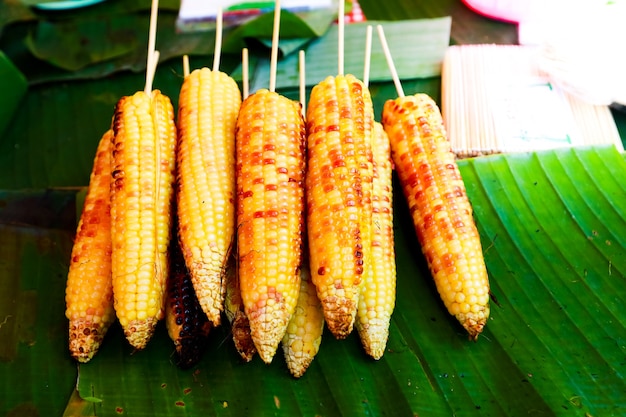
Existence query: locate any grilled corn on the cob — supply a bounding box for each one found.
[355,122,396,359]
[281,262,324,378]
[110,90,177,349]
[165,234,211,369]
[176,67,242,326]
[65,129,115,363]
[224,252,256,362]
[305,74,375,339]
[381,93,490,340]
[235,88,307,363]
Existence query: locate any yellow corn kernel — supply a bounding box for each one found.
[281,262,324,378]
[381,93,490,340]
[110,90,177,349]
[65,129,115,363]
[165,236,211,369]
[355,122,396,359]
[176,67,242,326]
[235,89,306,363]
[224,252,256,362]
[305,74,375,339]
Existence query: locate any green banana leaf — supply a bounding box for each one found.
[0,190,77,416]
[1,0,517,86]
[1,146,625,416]
[247,18,451,92]
[1,0,180,30]
[11,10,325,83]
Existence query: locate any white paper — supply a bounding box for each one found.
[491,77,580,151]
[179,0,334,20]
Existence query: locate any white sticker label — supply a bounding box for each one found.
[179,0,333,20]
[491,78,579,152]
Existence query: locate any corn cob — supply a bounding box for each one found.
[305,74,375,339]
[224,252,256,362]
[165,234,211,369]
[355,122,396,359]
[110,90,177,349]
[281,262,324,378]
[176,67,242,326]
[235,88,306,363]
[381,93,490,340]
[65,129,115,363]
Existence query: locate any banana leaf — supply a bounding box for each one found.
[0,190,77,416]
[0,0,181,37]
[247,18,451,92]
[1,0,518,85]
[23,7,335,72]
[1,145,625,416]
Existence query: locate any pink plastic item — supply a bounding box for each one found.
[461,0,533,23]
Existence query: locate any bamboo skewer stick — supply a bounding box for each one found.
[363,25,373,87]
[182,54,190,78]
[477,50,493,154]
[145,50,161,93]
[337,0,345,76]
[144,0,160,94]
[182,8,223,79]
[376,25,404,98]
[242,48,249,99]
[213,8,223,72]
[299,50,306,116]
[269,0,282,92]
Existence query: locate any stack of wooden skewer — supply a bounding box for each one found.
[441,44,624,157]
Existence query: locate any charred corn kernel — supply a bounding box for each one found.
[177,67,242,326]
[381,93,490,340]
[65,129,115,363]
[305,74,375,339]
[224,253,256,362]
[355,122,396,359]
[281,262,324,378]
[165,235,211,369]
[110,90,177,349]
[236,89,306,363]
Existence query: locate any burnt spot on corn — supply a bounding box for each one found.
[321,296,357,339]
[232,312,256,362]
[68,319,107,363]
[167,239,211,369]
[174,326,211,369]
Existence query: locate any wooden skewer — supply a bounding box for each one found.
[376,24,404,98]
[299,50,306,116]
[213,8,223,72]
[269,0,282,92]
[337,0,345,76]
[242,47,249,99]
[146,50,161,95]
[363,25,373,87]
[181,9,222,81]
[182,54,190,78]
[144,0,160,94]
